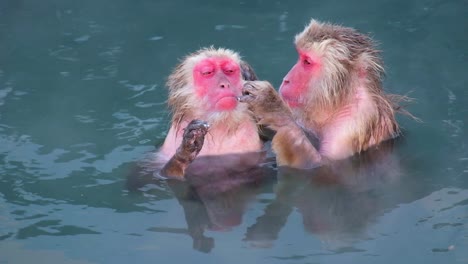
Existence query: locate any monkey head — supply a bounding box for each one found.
[279,20,384,114]
[167,47,257,127]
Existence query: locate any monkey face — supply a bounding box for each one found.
[193,57,243,112]
[279,50,322,108]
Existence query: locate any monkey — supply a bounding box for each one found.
[155,47,263,178]
[239,20,410,169]
[125,49,272,252]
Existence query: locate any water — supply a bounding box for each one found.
[1,0,467,263]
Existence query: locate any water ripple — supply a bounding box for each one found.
[105,109,162,141]
[16,220,100,239]
[119,80,160,100]
[0,129,152,179]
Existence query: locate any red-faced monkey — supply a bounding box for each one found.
[158,47,263,178]
[240,20,409,169]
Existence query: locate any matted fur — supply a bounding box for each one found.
[166,47,253,134]
[294,20,406,153]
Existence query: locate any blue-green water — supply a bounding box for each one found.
[1,0,467,263]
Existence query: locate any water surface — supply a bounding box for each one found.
[1,0,467,263]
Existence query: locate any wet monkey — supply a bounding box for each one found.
[157,47,263,178]
[126,48,269,252]
[240,20,411,168]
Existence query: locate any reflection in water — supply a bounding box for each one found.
[164,175,264,253]
[128,151,274,253]
[129,140,404,252]
[0,0,466,262]
[244,140,401,250]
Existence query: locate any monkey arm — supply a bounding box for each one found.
[251,104,323,168]
[240,81,322,169]
[160,120,209,178]
[160,149,192,178]
[272,123,322,168]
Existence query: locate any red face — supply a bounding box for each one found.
[193,57,242,111]
[279,50,322,108]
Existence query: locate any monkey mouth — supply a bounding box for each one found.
[216,95,237,102]
[214,95,238,111]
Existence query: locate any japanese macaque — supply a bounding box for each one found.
[240,20,409,169]
[158,47,263,178]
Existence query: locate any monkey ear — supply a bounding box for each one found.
[240,61,258,81]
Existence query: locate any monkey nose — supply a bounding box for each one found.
[219,83,230,89]
[282,79,290,84]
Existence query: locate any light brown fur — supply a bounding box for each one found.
[159,47,262,163]
[167,47,245,132]
[240,81,322,168]
[295,20,409,156]
[241,20,411,168]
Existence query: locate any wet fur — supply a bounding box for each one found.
[241,81,322,168]
[241,20,412,168]
[158,47,263,177]
[295,20,409,154]
[167,47,257,134]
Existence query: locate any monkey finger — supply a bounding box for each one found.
[199,122,210,133]
[238,94,255,103]
[185,119,210,131]
[239,86,258,103]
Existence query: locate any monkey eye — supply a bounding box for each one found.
[242,90,251,96]
[201,71,213,76]
[223,68,236,75]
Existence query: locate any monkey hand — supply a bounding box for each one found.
[160,119,209,178]
[180,119,210,160]
[239,81,294,131]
